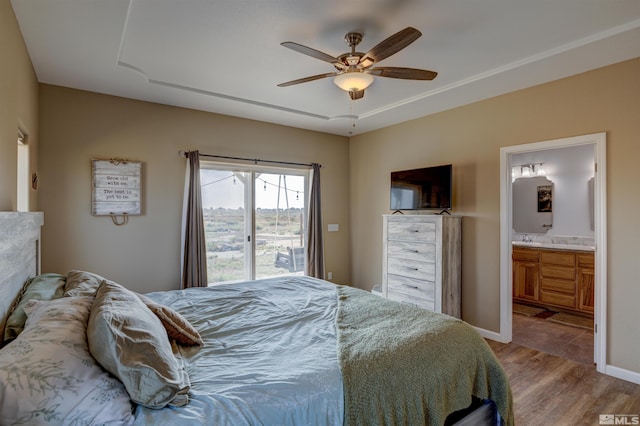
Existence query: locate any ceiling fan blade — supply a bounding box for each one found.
[367,67,437,80]
[361,27,422,65]
[281,42,345,69]
[277,72,338,87]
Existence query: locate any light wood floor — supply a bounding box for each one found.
[512,312,594,365]
[488,339,640,425]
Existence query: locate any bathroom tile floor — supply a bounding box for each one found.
[512,312,595,365]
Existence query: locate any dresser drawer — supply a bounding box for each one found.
[540,278,576,309]
[541,264,575,280]
[541,277,576,294]
[540,250,575,266]
[387,275,436,311]
[387,292,436,311]
[539,290,576,308]
[387,220,436,242]
[513,247,539,262]
[577,252,594,268]
[387,241,436,262]
[387,258,435,281]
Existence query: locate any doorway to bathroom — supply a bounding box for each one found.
[499,132,607,372]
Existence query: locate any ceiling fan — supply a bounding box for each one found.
[277,27,437,100]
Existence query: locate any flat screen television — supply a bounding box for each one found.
[390,164,452,211]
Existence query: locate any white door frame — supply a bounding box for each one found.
[499,132,607,372]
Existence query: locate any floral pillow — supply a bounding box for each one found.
[0,296,134,425]
[3,273,66,345]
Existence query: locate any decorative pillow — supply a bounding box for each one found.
[88,280,190,409]
[64,270,105,297]
[137,293,203,346]
[0,297,133,425]
[3,273,66,344]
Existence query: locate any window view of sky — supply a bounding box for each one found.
[201,169,305,209]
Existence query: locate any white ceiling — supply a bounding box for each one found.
[11,0,640,137]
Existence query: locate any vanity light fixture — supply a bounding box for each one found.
[511,162,546,180]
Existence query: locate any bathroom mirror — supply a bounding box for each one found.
[513,176,554,234]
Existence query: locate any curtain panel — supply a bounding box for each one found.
[306,163,324,279]
[182,151,208,288]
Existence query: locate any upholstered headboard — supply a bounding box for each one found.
[0,212,43,333]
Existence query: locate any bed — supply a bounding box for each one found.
[0,212,513,425]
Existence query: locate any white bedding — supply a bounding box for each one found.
[134,276,344,425]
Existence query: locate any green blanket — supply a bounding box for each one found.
[335,286,514,426]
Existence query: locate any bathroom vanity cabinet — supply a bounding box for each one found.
[513,246,594,314]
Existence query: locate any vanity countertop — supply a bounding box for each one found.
[512,241,595,252]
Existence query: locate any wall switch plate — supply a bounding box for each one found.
[328,224,339,232]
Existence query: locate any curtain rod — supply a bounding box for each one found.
[179,151,319,168]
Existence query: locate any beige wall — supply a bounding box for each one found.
[38,85,351,293]
[0,0,39,211]
[350,57,640,373]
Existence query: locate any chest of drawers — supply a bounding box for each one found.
[382,215,462,317]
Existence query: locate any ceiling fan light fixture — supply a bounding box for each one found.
[333,72,374,93]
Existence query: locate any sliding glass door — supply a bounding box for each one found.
[200,162,308,285]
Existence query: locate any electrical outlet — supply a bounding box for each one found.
[327,272,333,280]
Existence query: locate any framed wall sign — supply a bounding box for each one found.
[91,159,142,218]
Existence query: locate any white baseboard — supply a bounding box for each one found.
[606,364,640,386]
[473,326,503,342]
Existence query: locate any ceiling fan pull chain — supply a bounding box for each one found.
[349,99,356,133]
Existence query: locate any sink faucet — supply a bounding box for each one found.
[521,234,532,242]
